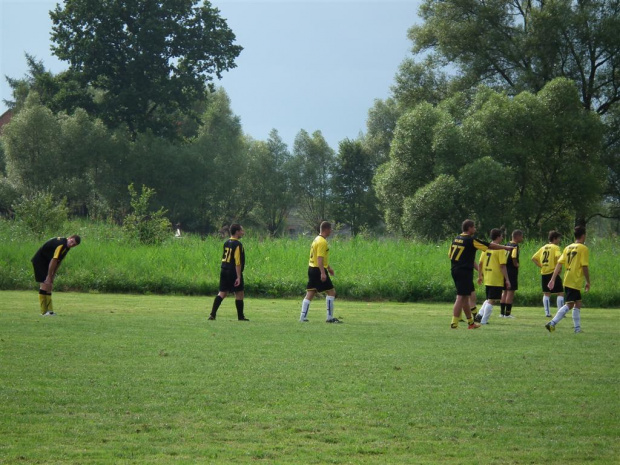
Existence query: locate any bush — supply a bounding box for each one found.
[122,184,171,245]
[12,191,68,236]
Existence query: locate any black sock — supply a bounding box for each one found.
[501,303,506,315]
[506,303,513,316]
[211,295,223,317]
[235,299,245,320]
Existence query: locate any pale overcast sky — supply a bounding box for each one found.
[0,0,420,148]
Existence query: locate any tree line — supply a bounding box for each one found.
[1,0,618,239]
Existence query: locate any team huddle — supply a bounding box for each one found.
[31,219,591,333]
[449,219,591,333]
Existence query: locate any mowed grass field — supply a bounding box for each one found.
[1,291,618,464]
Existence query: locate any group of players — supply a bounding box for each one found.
[450,219,590,333]
[31,219,590,333]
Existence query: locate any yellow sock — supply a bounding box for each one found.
[39,294,47,314]
[46,295,53,312]
[468,317,474,325]
[451,316,459,328]
[471,306,477,316]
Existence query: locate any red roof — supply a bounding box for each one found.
[0,109,14,134]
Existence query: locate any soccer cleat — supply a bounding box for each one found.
[545,322,555,332]
[300,318,309,322]
[326,318,342,324]
[545,314,552,318]
[474,313,483,323]
[238,318,250,321]
[467,322,481,329]
[574,328,582,334]
[208,315,216,320]
[505,315,515,319]
[42,311,56,317]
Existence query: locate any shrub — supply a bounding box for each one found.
[122,184,171,245]
[12,191,68,236]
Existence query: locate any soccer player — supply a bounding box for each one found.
[300,221,340,323]
[476,229,510,325]
[31,235,81,316]
[449,219,513,329]
[208,224,249,321]
[500,229,523,318]
[545,226,590,334]
[531,230,565,317]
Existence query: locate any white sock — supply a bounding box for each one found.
[300,299,311,321]
[481,303,493,324]
[543,296,551,315]
[479,300,489,318]
[326,296,335,320]
[557,296,565,309]
[572,307,581,332]
[551,304,569,326]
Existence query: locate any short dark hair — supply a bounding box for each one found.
[69,234,81,245]
[548,230,561,242]
[574,225,586,239]
[512,229,524,239]
[320,221,332,232]
[490,228,503,240]
[230,224,242,236]
[462,219,475,233]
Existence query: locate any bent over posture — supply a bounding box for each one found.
[32,235,81,316]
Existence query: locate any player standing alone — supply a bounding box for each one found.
[449,220,513,329]
[31,235,81,316]
[300,221,341,323]
[531,230,565,317]
[208,224,249,321]
[545,226,590,334]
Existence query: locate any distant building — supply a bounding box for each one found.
[0,109,14,134]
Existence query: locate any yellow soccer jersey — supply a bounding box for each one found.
[309,235,329,268]
[532,243,561,275]
[480,248,507,287]
[558,242,589,290]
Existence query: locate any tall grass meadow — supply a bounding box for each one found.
[1,219,618,306]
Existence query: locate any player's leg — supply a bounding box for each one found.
[572,301,582,333]
[301,290,315,321]
[235,290,248,321]
[325,289,340,323]
[209,291,227,320]
[543,292,551,317]
[481,299,495,325]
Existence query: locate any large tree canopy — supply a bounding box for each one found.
[50,0,242,138]
[410,0,620,115]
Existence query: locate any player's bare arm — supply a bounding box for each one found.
[583,266,591,292]
[532,257,542,268]
[548,263,563,290]
[318,256,326,281]
[501,264,511,289]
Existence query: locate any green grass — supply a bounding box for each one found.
[1,219,619,305]
[1,291,618,464]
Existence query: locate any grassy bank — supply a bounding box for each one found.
[1,220,619,306]
[1,292,618,464]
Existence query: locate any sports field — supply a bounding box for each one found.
[1,291,618,464]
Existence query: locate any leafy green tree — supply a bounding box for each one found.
[332,139,381,235]
[375,79,605,238]
[402,174,462,239]
[247,130,296,236]
[364,98,402,166]
[291,130,335,232]
[410,0,620,114]
[50,0,242,139]
[4,54,95,116]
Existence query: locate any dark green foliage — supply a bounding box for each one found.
[49,0,242,139]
